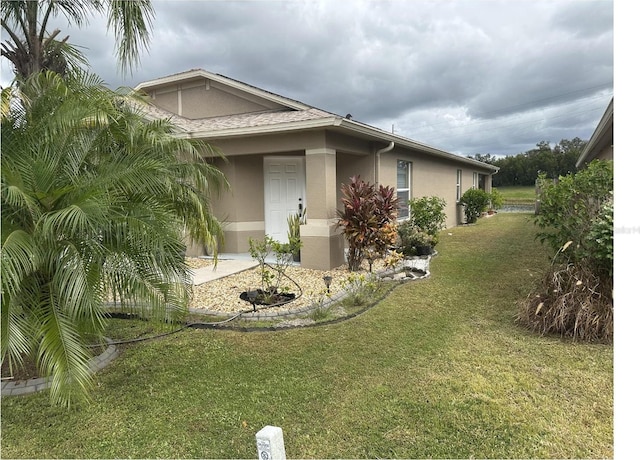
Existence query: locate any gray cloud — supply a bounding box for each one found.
[1,0,614,157]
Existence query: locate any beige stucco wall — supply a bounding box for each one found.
[596,145,614,161]
[209,155,266,253]
[147,78,282,119]
[378,150,494,229]
[142,74,500,268]
[190,136,494,266]
[208,131,325,157]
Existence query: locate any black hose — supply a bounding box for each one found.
[96,264,305,345]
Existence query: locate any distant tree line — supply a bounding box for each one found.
[469,138,586,186]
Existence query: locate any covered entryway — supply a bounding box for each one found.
[264,157,306,243]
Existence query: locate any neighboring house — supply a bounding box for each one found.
[576,98,613,168]
[135,69,498,270]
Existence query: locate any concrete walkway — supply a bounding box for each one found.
[191,259,258,285]
[190,253,290,285]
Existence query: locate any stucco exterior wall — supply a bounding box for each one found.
[194,139,494,262]
[379,150,495,229]
[140,71,500,269]
[209,155,266,253]
[335,152,375,208]
[596,144,614,161]
[209,131,325,157]
[146,78,282,119]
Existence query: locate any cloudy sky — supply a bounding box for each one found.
[1,0,615,158]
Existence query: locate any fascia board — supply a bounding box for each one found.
[339,120,500,173]
[178,114,499,172]
[576,98,614,167]
[172,117,342,139]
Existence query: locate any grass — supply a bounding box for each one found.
[1,214,613,459]
[494,185,537,204]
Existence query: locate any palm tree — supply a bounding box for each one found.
[1,0,154,79]
[1,71,228,406]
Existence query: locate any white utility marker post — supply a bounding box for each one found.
[256,425,286,460]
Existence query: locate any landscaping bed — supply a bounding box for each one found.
[1,214,613,459]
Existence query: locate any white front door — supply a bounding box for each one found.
[264,157,305,243]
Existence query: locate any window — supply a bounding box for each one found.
[397,160,411,219]
[478,174,486,192]
[473,172,478,189]
[456,169,462,202]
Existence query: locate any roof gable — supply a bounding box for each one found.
[134,69,498,173]
[135,69,311,119]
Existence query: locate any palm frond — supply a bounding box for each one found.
[1,70,227,405]
[107,0,154,75]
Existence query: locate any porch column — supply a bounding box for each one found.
[300,148,344,270]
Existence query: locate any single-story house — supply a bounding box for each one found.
[135,69,499,270]
[576,97,613,169]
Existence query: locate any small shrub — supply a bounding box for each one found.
[248,236,297,302]
[339,273,380,308]
[397,221,434,256]
[337,176,398,271]
[489,188,504,210]
[287,208,306,260]
[459,188,490,223]
[309,292,332,321]
[383,250,404,269]
[407,196,447,238]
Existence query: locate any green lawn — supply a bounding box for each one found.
[1,214,613,459]
[494,185,537,204]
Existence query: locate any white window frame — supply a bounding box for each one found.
[397,160,412,220]
[456,169,462,202]
[473,172,478,189]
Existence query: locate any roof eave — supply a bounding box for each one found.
[172,116,342,140]
[339,119,500,173]
[177,115,499,172]
[576,98,614,168]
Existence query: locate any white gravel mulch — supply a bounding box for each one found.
[186,257,382,315]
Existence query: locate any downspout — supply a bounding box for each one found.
[374,141,395,185]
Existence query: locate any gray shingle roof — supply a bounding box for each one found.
[137,101,335,134]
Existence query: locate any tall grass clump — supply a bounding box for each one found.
[517,160,613,342]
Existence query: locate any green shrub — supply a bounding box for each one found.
[459,188,491,223]
[397,221,435,256]
[489,188,505,210]
[519,160,614,342]
[339,273,380,308]
[534,160,613,278]
[407,196,447,238]
[287,208,306,260]
[248,236,297,302]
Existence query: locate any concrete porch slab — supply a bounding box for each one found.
[190,259,258,285]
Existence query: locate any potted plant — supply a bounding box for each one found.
[397,221,434,256]
[407,196,446,238]
[287,208,306,262]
